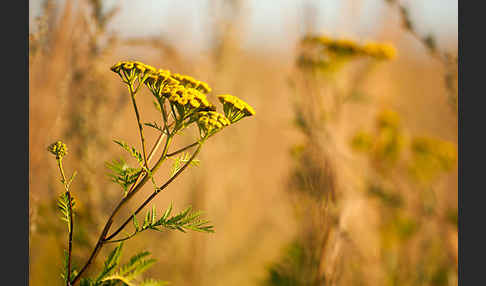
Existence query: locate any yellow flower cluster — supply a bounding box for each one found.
[145,70,180,98]
[111,60,255,138]
[351,109,457,182]
[171,73,212,94]
[362,42,397,60]
[169,86,213,110]
[411,137,457,178]
[217,94,256,123]
[376,108,401,130]
[197,111,231,137]
[48,141,68,159]
[302,35,397,60]
[351,109,404,171]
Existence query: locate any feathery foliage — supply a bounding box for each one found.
[79,243,168,286]
[114,140,144,167]
[58,192,75,232]
[105,158,142,193]
[170,152,200,177]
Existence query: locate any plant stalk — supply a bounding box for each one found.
[57,159,74,286]
[104,143,202,242]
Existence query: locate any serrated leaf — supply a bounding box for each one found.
[152,206,156,225]
[133,214,140,232]
[169,153,200,177]
[161,203,173,221]
[106,158,142,192]
[96,242,124,282]
[145,121,165,133]
[58,192,75,232]
[114,139,144,166]
[153,205,214,233]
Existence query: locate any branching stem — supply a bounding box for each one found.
[71,129,175,286]
[166,142,199,157]
[104,143,203,243]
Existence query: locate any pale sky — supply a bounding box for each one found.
[29,0,458,55]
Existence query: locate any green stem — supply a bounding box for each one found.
[128,83,149,170]
[104,142,203,242]
[104,231,138,244]
[125,132,166,197]
[104,135,174,242]
[71,133,174,285]
[166,142,199,157]
[57,159,73,286]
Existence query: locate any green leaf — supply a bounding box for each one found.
[133,214,140,232]
[153,205,214,233]
[95,242,124,282]
[161,202,173,221]
[93,248,159,286]
[58,192,75,232]
[169,153,200,177]
[114,139,144,166]
[105,158,142,192]
[101,274,136,286]
[140,279,170,286]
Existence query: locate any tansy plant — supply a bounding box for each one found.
[47,60,255,286]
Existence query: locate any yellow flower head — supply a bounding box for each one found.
[171,73,197,88]
[143,68,181,98]
[168,87,215,124]
[217,94,255,123]
[133,61,147,74]
[111,60,159,85]
[170,73,212,94]
[197,111,231,138]
[376,109,400,131]
[122,62,134,71]
[351,131,373,153]
[196,81,212,94]
[300,34,397,65]
[409,136,457,182]
[110,61,124,73]
[48,141,68,159]
[363,42,397,60]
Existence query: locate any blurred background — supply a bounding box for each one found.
[29,0,458,285]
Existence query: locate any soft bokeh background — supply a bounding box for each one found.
[29,0,458,285]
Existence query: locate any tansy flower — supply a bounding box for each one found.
[168,87,215,124]
[376,109,401,131]
[111,60,158,84]
[362,42,397,60]
[217,94,255,123]
[196,111,231,138]
[171,74,212,94]
[48,141,68,160]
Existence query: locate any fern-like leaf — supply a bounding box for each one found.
[144,122,165,133]
[95,242,124,282]
[114,140,144,166]
[87,243,161,286]
[140,279,170,286]
[58,192,75,232]
[154,205,214,233]
[169,153,200,177]
[131,203,214,235]
[106,158,142,193]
